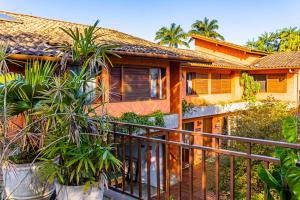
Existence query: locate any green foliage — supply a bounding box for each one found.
[39,65,121,187]
[59,20,120,72]
[233,98,296,141]
[36,21,122,189]
[155,23,189,48]
[182,99,195,113]
[0,60,57,163]
[229,100,297,198]
[240,72,260,102]
[189,17,225,41]
[40,136,121,186]
[258,116,300,200]
[247,27,300,52]
[115,111,165,127]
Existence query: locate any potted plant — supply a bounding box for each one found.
[36,20,121,200]
[0,58,57,200]
[38,64,121,200]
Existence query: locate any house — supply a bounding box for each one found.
[2,11,300,199]
[0,10,213,131]
[181,34,300,131]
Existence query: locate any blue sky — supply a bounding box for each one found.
[1,0,300,46]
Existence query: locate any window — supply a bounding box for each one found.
[211,74,231,94]
[253,74,267,92]
[109,65,166,102]
[186,72,193,95]
[186,72,208,95]
[267,74,287,93]
[150,68,163,98]
[253,74,287,93]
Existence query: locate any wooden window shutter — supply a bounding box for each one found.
[123,67,150,100]
[220,74,231,93]
[267,74,287,93]
[109,67,122,102]
[211,74,221,94]
[193,73,208,94]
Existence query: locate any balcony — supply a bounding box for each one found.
[107,121,300,200]
[183,102,249,119]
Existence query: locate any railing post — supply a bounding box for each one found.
[165,132,170,200]
[246,143,252,200]
[177,143,182,200]
[264,161,270,200]
[129,125,134,195]
[138,141,142,199]
[230,156,235,200]
[156,142,161,200]
[147,144,152,199]
[113,123,118,188]
[201,150,207,200]
[122,133,126,192]
[189,134,194,200]
[215,137,220,200]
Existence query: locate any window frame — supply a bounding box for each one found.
[109,65,167,103]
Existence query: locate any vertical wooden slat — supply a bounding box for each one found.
[177,145,182,200]
[156,143,161,200]
[264,161,270,200]
[147,145,152,199]
[138,142,142,199]
[122,135,126,192]
[230,156,235,200]
[215,138,220,200]
[201,150,207,200]
[246,143,252,200]
[165,132,170,200]
[129,126,134,195]
[189,135,194,200]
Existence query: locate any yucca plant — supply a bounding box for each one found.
[258,116,300,200]
[38,65,121,194]
[59,20,119,74]
[37,20,121,199]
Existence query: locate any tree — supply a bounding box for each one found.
[155,23,189,48]
[246,27,300,52]
[189,17,224,40]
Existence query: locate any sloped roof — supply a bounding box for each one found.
[0,11,211,63]
[188,59,247,70]
[250,51,300,69]
[191,34,269,56]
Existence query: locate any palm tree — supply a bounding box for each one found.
[278,27,300,51]
[255,32,279,52]
[189,17,224,40]
[155,23,189,48]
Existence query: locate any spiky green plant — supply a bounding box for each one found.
[0,60,57,163]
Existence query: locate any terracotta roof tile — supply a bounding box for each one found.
[250,51,300,69]
[0,11,211,62]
